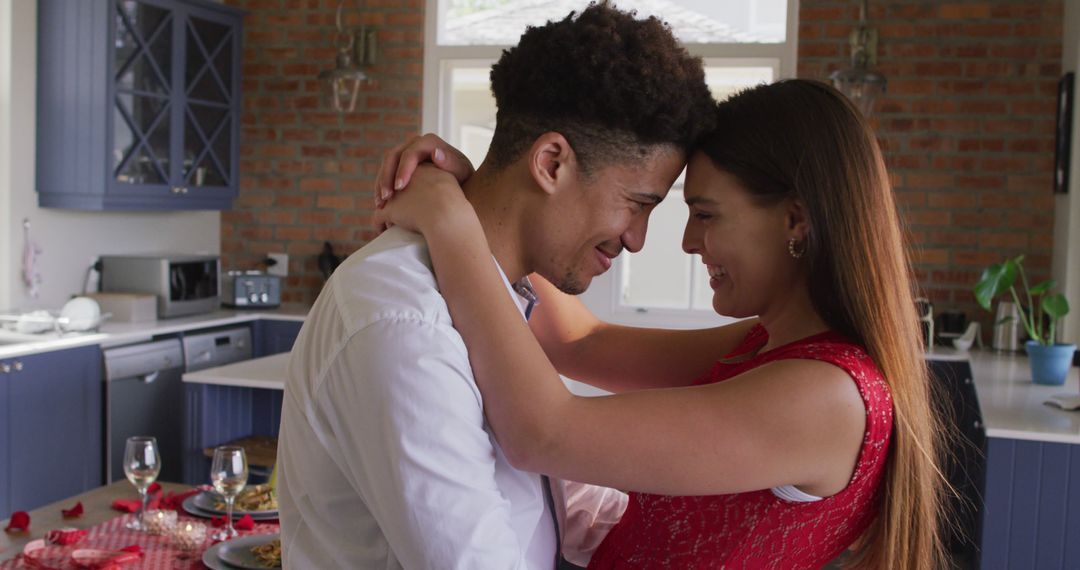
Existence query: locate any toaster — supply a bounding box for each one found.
[222,271,281,308]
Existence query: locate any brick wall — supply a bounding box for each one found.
[799,0,1063,332]
[222,0,423,305]
[225,0,1064,327]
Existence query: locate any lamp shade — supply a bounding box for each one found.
[319,63,367,113]
[830,67,887,117]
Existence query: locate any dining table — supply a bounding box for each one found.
[0,481,279,568]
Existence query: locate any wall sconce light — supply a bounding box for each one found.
[829,0,887,117]
[318,0,377,113]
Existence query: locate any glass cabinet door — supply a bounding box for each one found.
[113,0,174,187]
[182,13,235,190]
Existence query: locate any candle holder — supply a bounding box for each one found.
[172,521,207,557]
[143,509,178,536]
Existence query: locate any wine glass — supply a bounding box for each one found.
[210,446,248,541]
[123,436,161,531]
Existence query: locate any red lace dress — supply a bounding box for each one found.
[588,325,893,569]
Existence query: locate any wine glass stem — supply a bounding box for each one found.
[138,488,148,525]
[226,496,235,535]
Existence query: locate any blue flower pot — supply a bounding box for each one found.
[1025,341,1077,385]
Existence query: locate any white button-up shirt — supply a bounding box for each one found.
[278,227,626,569]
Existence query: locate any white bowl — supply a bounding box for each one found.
[952,336,974,351]
[59,297,101,332]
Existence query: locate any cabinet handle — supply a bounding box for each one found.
[1,363,9,373]
[171,187,189,195]
[181,187,189,194]
[13,361,22,372]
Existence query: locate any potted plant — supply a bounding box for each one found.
[974,255,1074,385]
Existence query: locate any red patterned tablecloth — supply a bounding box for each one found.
[0,512,279,570]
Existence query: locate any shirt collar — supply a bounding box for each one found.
[493,259,539,320]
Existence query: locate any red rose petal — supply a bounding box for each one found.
[110,499,140,513]
[234,514,255,531]
[4,511,29,532]
[46,528,88,545]
[119,544,143,555]
[147,482,162,494]
[161,489,201,511]
[62,501,84,518]
[210,515,226,528]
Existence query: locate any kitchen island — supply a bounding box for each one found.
[183,352,290,391]
[927,347,1080,443]
[927,347,1080,570]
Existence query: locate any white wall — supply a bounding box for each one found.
[0,0,12,312]
[0,0,220,311]
[1054,0,1080,344]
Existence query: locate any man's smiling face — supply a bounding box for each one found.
[532,146,686,295]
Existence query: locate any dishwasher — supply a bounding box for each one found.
[103,337,185,483]
[103,326,252,484]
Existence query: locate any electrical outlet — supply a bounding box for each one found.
[268,253,288,277]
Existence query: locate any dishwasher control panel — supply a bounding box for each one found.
[182,327,252,372]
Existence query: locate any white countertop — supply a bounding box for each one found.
[182,352,290,390]
[929,347,1080,444]
[0,306,308,360]
[10,307,1079,446]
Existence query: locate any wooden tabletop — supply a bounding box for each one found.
[0,481,189,562]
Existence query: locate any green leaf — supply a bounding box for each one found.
[1042,294,1070,319]
[1029,280,1056,296]
[973,260,1018,310]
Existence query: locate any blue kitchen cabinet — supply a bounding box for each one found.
[5,346,103,516]
[36,0,244,210]
[980,438,1080,569]
[181,319,298,485]
[0,361,9,520]
[253,319,303,358]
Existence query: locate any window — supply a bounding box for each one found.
[423,0,798,327]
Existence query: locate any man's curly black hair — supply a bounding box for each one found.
[487,2,716,174]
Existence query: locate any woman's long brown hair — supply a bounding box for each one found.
[700,79,947,569]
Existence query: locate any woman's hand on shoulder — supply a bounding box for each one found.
[374,133,475,209]
[374,165,478,238]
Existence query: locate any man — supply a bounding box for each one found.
[276,4,716,568]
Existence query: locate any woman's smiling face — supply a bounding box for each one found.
[681,151,804,319]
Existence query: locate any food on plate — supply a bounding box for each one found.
[213,483,277,512]
[251,537,282,568]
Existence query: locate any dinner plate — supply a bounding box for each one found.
[201,541,235,570]
[182,495,279,521]
[191,491,279,517]
[216,533,282,569]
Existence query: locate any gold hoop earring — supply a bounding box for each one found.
[787,238,805,259]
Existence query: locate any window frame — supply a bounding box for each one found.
[421,0,800,328]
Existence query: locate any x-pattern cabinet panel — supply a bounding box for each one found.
[37,0,244,211]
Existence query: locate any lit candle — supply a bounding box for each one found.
[143,509,177,535]
[172,521,207,552]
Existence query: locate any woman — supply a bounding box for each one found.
[375,80,946,569]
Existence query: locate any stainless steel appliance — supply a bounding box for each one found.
[102,326,252,484]
[100,254,220,318]
[222,271,281,309]
[182,326,252,372]
[103,337,185,483]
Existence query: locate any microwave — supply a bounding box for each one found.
[100,254,220,318]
